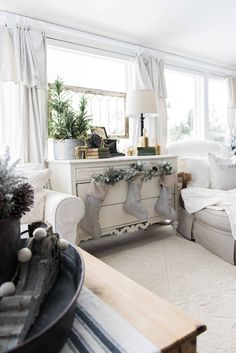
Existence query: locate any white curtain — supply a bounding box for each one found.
[129,56,168,153]
[226,77,236,135]
[0,16,47,163]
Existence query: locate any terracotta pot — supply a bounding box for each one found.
[0,217,20,285]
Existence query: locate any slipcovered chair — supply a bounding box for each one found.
[19,164,85,244]
[166,139,236,265]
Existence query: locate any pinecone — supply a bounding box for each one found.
[11,183,34,218]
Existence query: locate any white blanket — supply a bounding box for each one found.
[181,187,236,240]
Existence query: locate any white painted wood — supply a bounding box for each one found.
[47,155,177,242]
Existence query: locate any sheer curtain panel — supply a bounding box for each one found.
[0,15,47,163]
[226,76,236,136]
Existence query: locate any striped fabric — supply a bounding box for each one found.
[60,288,160,353]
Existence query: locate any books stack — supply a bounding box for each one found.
[86,147,111,159]
[137,147,156,156]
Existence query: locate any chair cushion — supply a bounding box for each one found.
[195,208,231,235]
[178,156,210,188]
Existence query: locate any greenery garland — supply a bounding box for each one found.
[92,161,174,185]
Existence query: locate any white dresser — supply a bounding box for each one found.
[47,155,177,243]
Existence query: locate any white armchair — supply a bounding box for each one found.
[44,190,85,243]
[18,164,85,244]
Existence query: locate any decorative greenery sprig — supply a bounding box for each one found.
[93,167,126,185]
[0,148,34,219]
[158,161,173,175]
[92,161,174,185]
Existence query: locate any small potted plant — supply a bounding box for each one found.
[48,77,91,159]
[0,149,34,284]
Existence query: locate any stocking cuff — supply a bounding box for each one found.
[160,174,177,188]
[131,171,145,185]
[87,179,110,200]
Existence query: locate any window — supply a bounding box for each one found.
[165,68,204,143]
[165,67,228,144]
[68,86,128,138]
[208,77,227,143]
[47,46,129,138]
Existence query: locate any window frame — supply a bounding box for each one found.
[165,64,227,143]
[47,44,130,139]
[165,65,204,141]
[207,73,228,143]
[47,83,129,139]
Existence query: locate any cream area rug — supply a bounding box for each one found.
[81,225,236,353]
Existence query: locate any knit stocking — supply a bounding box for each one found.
[123,172,148,220]
[81,179,110,238]
[155,174,177,220]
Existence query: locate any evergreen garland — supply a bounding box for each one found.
[92,161,174,185]
[93,167,126,185]
[158,161,173,175]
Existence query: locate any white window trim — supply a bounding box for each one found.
[165,64,227,142]
[204,72,209,140]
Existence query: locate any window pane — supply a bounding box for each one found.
[208,77,227,143]
[47,46,127,92]
[165,69,203,143]
[69,88,127,137]
[47,46,129,138]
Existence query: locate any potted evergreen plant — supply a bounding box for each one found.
[0,149,34,284]
[48,77,91,159]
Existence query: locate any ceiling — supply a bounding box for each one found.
[1,0,236,69]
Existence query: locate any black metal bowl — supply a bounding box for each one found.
[7,244,85,353]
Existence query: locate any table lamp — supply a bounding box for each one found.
[126,89,158,138]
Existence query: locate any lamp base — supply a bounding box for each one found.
[139,136,149,147]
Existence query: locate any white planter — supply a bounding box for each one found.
[54,139,85,160]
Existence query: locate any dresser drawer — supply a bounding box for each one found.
[76,177,162,205]
[75,167,104,181]
[78,198,161,234]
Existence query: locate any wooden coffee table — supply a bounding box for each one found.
[80,248,206,353]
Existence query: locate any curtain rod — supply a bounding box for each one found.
[46,36,133,59]
[1,9,235,73]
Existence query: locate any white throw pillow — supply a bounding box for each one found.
[178,156,210,188]
[18,168,51,224]
[208,153,236,190]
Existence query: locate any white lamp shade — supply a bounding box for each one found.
[126,89,158,116]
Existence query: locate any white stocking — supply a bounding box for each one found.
[123,172,148,220]
[155,174,177,220]
[81,180,110,238]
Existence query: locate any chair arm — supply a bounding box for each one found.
[44,190,85,244]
